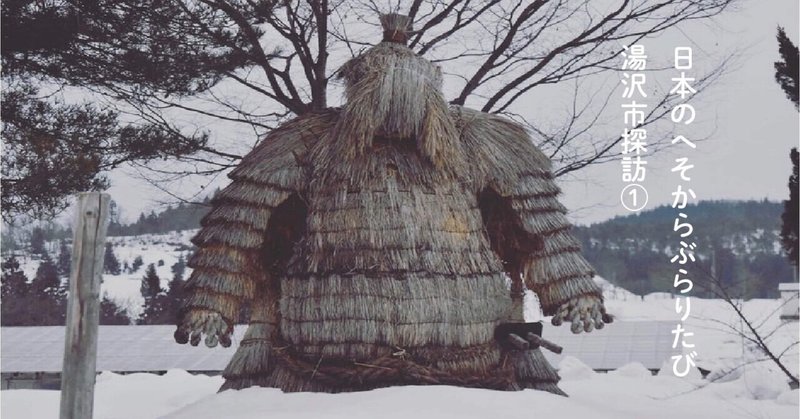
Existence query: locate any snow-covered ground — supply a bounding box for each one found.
[4,230,799,418]
[2,361,797,419]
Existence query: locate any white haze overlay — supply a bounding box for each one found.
[3,231,798,418]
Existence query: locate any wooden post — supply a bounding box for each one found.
[59,192,110,419]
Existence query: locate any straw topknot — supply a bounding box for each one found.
[175,12,612,396]
[380,13,412,44]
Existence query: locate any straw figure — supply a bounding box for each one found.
[174,13,612,395]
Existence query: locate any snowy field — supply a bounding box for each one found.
[17,230,198,319]
[101,230,197,318]
[2,362,797,419]
[3,231,799,418]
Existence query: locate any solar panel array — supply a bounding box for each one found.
[1,325,242,373]
[541,321,679,371]
[1,321,678,374]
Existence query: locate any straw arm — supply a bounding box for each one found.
[456,106,610,333]
[175,179,290,347]
[176,112,332,347]
[511,177,612,333]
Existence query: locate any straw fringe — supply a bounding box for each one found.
[380,13,413,37]
[230,342,513,393]
[230,110,336,186]
[453,104,603,319]
[222,323,276,376]
[183,288,242,322]
[204,204,272,231]
[213,182,292,208]
[452,106,551,192]
[509,349,567,396]
[531,271,602,316]
[280,274,509,356]
[183,112,331,330]
[189,245,255,274]
[333,41,464,173]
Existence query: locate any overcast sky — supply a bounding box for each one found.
[104,0,799,226]
[557,0,800,224]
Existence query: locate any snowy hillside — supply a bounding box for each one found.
[102,230,197,318]
[14,230,198,319]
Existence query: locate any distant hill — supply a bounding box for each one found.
[573,200,795,299]
[96,198,795,299]
[108,199,212,237]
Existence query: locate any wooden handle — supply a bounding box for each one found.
[507,333,530,350]
[526,332,563,354]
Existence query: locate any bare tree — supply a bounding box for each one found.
[6,0,738,202]
[694,264,800,387]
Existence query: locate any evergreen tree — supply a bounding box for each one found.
[137,262,190,325]
[138,263,168,324]
[775,27,799,110]
[164,271,186,325]
[1,255,32,325]
[28,254,67,325]
[1,1,208,222]
[31,253,61,297]
[140,263,162,301]
[2,251,72,325]
[100,296,131,325]
[781,148,799,271]
[57,238,71,276]
[131,255,144,273]
[1,255,28,298]
[774,28,799,273]
[103,243,121,275]
[171,255,186,282]
[30,226,46,255]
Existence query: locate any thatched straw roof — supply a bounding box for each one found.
[180,13,603,395]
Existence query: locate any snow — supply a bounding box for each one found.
[2,364,797,419]
[707,365,789,401]
[102,230,196,318]
[608,362,651,379]
[1,370,220,419]
[777,390,800,406]
[4,233,798,418]
[557,356,595,380]
[17,230,197,319]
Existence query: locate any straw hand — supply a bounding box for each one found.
[550,294,612,334]
[174,308,233,348]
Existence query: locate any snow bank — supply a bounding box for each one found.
[609,362,651,379]
[2,366,798,419]
[558,356,595,380]
[777,390,799,406]
[1,370,221,419]
[704,364,793,401]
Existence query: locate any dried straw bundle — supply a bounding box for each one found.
[451,106,602,316]
[332,15,462,173]
[181,13,602,395]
